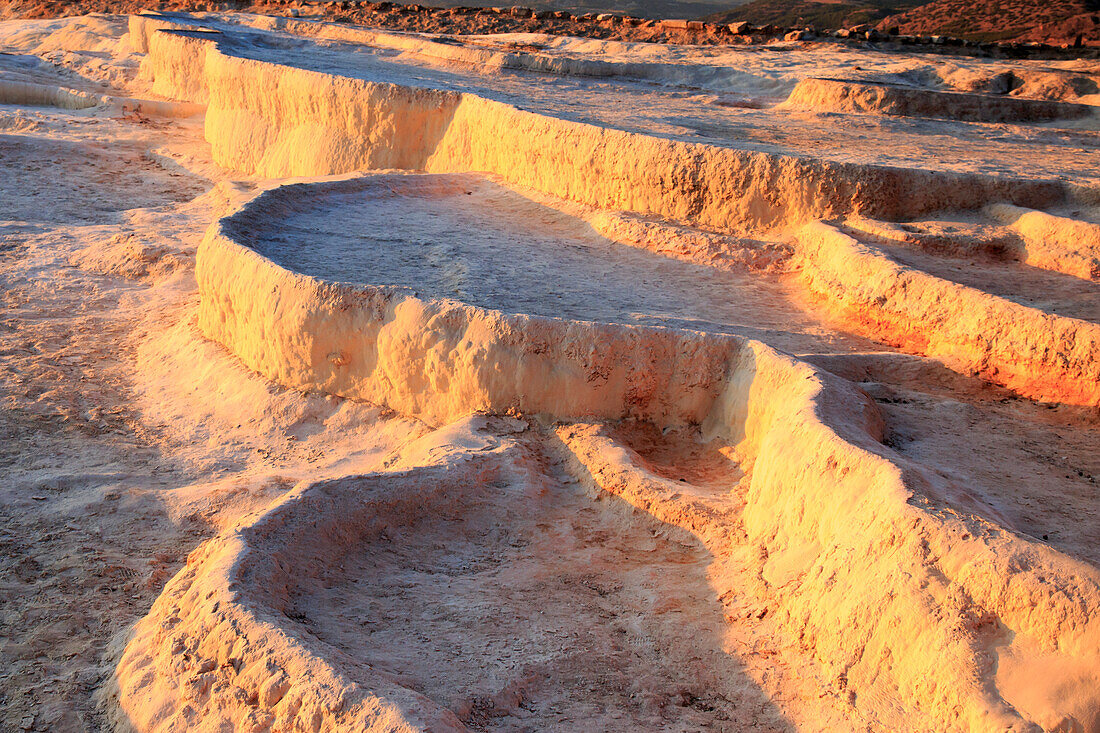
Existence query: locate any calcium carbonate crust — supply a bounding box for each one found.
[108,177,1100,732]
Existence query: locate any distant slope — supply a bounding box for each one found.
[515,0,753,19]
[705,0,921,29]
[877,0,1100,43]
[1,0,754,20]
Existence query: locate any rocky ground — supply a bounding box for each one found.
[878,0,1100,45]
[2,0,1099,52]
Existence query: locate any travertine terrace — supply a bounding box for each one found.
[1,8,1099,733]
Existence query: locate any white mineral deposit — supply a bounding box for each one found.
[1,7,1099,733]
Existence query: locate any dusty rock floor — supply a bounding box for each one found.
[1,11,1099,733]
[0,110,211,730]
[296,450,768,731]
[0,50,424,727]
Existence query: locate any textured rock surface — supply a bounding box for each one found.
[784,77,1095,122]
[129,14,1066,233]
[986,202,1100,281]
[794,221,1100,407]
[117,174,1098,732]
[3,11,1100,733]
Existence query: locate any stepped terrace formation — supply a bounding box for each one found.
[1,9,1099,733]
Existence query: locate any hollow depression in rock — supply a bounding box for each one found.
[294,434,763,731]
[238,172,866,354]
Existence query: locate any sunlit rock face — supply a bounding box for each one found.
[2,10,1100,733]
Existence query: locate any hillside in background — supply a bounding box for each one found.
[705,0,920,28]
[0,0,757,19]
[9,0,1100,31]
[877,0,1100,43]
[704,0,1100,44]
[504,0,749,18]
